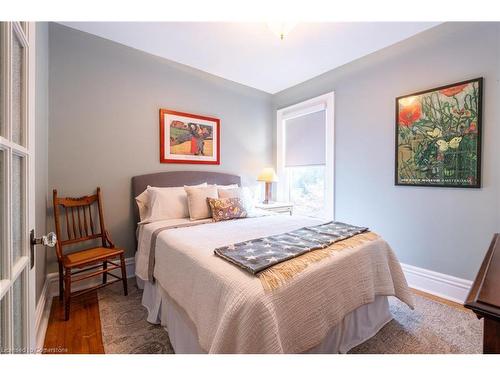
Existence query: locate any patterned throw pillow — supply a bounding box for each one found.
[207,197,248,222]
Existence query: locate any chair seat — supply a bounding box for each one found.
[63,246,124,268]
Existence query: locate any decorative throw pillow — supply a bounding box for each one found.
[207,197,248,222]
[184,185,219,220]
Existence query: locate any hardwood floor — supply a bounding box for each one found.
[410,288,470,313]
[42,288,467,354]
[43,292,104,354]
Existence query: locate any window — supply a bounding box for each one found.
[277,93,334,219]
[287,165,326,217]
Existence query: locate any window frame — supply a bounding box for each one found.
[276,92,335,220]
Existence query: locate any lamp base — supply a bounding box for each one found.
[263,182,272,204]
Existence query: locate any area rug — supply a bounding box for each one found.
[98,281,482,354]
[98,281,174,353]
[348,295,482,354]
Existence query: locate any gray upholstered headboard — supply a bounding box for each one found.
[131,171,241,224]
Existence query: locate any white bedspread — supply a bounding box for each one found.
[136,215,414,353]
[135,218,213,281]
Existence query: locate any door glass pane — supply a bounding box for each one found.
[12,155,24,264]
[287,165,326,218]
[13,271,25,352]
[11,30,25,145]
[0,23,5,137]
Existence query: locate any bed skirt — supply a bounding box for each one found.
[137,277,392,354]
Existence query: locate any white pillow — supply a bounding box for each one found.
[214,184,239,190]
[184,185,219,220]
[135,186,151,222]
[136,182,207,223]
[218,186,258,215]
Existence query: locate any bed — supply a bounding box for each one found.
[132,171,414,354]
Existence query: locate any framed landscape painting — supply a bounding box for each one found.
[160,109,220,164]
[395,78,483,188]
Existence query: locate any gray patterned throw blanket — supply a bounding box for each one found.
[214,221,368,274]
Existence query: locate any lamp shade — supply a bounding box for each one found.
[257,167,278,182]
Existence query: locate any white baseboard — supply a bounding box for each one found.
[36,257,135,351]
[401,263,472,304]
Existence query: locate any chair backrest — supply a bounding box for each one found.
[52,187,107,262]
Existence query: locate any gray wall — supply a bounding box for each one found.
[35,22,49,302]
[48,23,273,270]
[273,22,500,280]
[47,22,499,281]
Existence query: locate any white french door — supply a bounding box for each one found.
[0,22,36,354]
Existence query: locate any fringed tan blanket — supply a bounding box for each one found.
[259,231,380,291]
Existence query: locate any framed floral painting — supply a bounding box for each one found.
[159,109,220,164]
[395,78,483,188]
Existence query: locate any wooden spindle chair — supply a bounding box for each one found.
[52,187,128,320]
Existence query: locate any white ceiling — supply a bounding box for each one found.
[60,22,439,94]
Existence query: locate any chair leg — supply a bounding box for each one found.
[120,254,128,296]
[103,261,107,284]
[58,262,64,301]
[64,269,71,321]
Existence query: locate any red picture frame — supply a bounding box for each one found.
[159,109,220,165]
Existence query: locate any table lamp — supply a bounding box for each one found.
[257,167,278,204]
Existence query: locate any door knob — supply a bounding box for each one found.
[31,231,57,247]
[30,230,57,269]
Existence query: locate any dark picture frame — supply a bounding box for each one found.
[395,77,483,188]
[159,109,220,165]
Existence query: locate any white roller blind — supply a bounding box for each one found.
[285,110,326,167]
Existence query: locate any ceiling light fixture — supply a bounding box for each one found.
[267,22,297,40]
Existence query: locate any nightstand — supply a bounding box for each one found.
[255,202,293,215]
